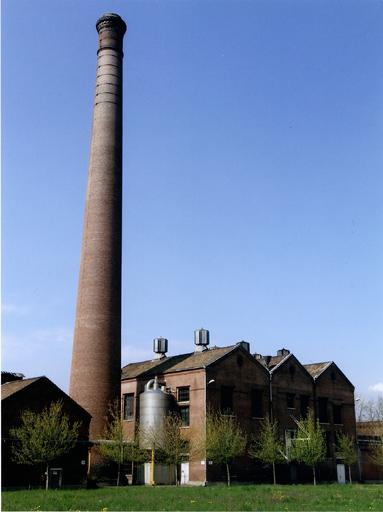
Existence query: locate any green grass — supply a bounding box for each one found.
[2,484,383,511]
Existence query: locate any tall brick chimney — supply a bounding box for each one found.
[69,13,127,439]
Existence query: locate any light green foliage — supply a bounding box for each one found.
[249,417,285,484]
[205,410,247,486]
[99,401,147,485]
[249,417,285,465]
[156,412,189,484]
[99,401,125,467]
[336,432,357,483]
[160,412,189,466]
[10,401,80,490]
[291,410,326,485]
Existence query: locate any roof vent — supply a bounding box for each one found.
[194,328,209,352]
[153,338,168,359]
[277,348,290,356]
[236,340,250,353]
[254,353,263,360]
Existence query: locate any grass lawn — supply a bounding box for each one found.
[2,484,383,511]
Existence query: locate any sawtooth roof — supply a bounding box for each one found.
[267,354,290,370]
[121,345,238,380]
[1,377,42,400]
[304,362,332,379]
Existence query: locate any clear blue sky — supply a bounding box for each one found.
[2,0,383,398]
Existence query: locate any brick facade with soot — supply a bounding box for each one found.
[121,342,357,485]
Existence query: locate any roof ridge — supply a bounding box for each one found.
[121,344,236,370]
[2,376,43,385]
[121,344,238,379]
[304,361,331,366]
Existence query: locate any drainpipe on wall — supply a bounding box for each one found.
[269,371,273,421]
[204,369,215,486]
[204,367,208,486]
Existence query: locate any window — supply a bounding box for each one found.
[177,386,190,403]
[333,404,342,424]
[325,431,332,458]
[180,406,190,427]
[318,397,329,423]
[251,389,264,418]
[300,395,309,418]
[123,393,134,420]
[177,386,190,426]
[220,385,234,414]
[287,393,295,409]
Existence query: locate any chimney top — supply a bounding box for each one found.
[96,13,127,35]
[236,340,250,352]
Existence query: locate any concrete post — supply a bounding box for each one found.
[69,13,127,439]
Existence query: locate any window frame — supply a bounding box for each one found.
[220,385,234,414]
[318,397,329,423]
[177,386,190,403]
[251,388,264,418]
[286,393,295,410]
[332,403,343,425]
[300,395,310,418]
[179,405,190,427]
[123,393,134,421]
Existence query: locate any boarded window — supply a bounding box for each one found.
[287,393,295,409]
[177,387,190,402]
[300,395,309,418]
[251,389,264,418]
[180,406,190,427]
[318,397,329,423]
[123,393,134,420]
[333,404,342,424]
[221,385,234,413]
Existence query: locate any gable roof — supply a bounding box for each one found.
[304,362,332,379]
[1,376,92,418]
[268,353,291,370]
[269,352,314,382]
[304,361,354,389]
[1,377,41,400]
[122,345,241,380]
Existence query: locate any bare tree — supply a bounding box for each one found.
[356,396,383,422]
[355,396,383,470]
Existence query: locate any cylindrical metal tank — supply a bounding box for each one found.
[194,328,210,348]
[139,378,172,449]
[153,337,168,356]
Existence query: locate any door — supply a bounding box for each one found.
[180,462,189,484]
[337,464,346,484]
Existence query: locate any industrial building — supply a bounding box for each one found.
[2,373,91,488]
[121,329,357,485]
